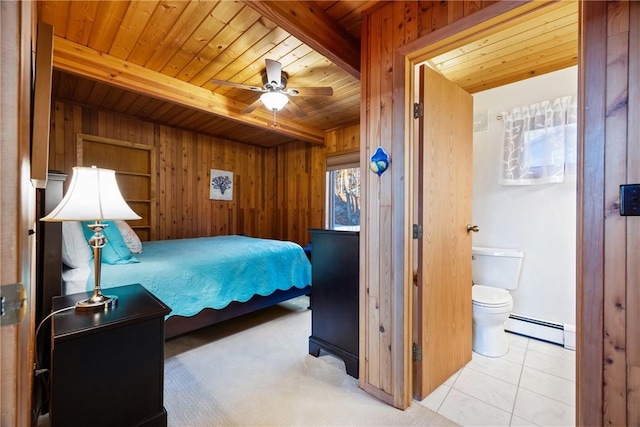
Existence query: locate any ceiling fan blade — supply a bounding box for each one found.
[286,86,333,97]
[283,98,307,118]
[210,79,265,92]
[265,59,282,88]
[241,98,263,114]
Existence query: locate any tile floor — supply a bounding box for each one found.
[417,333,576,426]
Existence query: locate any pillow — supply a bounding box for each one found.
[61,221,93,268]
[81,220,139,265]
[115,220,143,254]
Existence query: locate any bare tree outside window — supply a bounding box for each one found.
[329,167,360,230]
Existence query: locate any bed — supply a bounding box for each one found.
[56,220,312,339]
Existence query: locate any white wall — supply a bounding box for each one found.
[472,66,577,330]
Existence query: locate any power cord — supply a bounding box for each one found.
[32,305,74,426]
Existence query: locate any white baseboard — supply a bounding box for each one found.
[563,323,576,350]
[505,313,575,350]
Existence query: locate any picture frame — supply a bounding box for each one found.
[210,169,233,201]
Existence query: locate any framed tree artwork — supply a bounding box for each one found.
[210,169,233,201]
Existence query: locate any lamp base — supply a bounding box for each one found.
[75,294,117,311]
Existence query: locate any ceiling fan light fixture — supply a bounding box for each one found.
[260,91,288,111]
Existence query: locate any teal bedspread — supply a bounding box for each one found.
[87,235,311,318]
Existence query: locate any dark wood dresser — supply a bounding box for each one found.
[50,284,171,427]
[308,229,359,378]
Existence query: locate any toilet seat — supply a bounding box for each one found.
[472,285,512,308]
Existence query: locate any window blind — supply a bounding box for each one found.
[326,151,360,171]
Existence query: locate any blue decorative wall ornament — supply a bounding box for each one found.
[370,146,390,176]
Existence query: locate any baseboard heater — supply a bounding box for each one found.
[505,313,575,350]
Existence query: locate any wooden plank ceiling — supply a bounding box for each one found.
[39,0,578,148]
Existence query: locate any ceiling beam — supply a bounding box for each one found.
[244,1,361,79]
[52,37,325,145]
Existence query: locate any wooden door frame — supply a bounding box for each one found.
[387,0,586,412]
[0,1,36,425]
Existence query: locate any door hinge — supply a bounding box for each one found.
[413,224,423,239]
[413,343,422,361]
[413,102,424,119]
[0,283,26,326]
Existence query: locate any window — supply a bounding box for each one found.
[500,95,577,185]
[326,152,360,230]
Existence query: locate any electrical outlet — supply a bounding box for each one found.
[620,184,640,216]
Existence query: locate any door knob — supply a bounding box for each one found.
[466,224,479,233]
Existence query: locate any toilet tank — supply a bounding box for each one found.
[472,246,524,290]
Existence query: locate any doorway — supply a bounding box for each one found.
[414,66,578,426]
[402,1,579,423]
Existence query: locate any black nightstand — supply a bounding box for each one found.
[50,284,171,427]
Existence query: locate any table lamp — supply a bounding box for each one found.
[41,166,141,311]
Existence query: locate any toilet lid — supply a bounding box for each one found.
[472,285,512,307]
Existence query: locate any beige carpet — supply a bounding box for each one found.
[164,297,457,427]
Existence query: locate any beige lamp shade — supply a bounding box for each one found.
[41,166,141,222]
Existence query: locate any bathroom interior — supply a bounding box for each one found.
[472,65,577,350]
[419,65,578,426]
[473,63,577,349]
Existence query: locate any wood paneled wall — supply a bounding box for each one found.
[155,126,276,240]
[274,141,313,245]
[579,2,640,425]
[48,100,359,247]
[268,124,360,245]
[360,0,640,422]
[359,0,496,409]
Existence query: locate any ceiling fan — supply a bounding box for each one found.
[210,59,333,118]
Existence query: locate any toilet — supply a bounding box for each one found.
[471,246,524,357]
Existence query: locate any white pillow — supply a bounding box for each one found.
[115,220,143,254]
[61,221,93,268]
